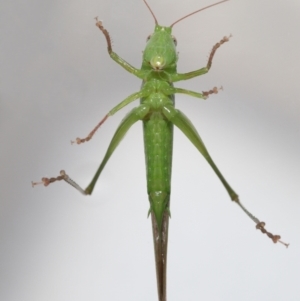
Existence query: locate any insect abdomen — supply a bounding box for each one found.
[143,111,173,223]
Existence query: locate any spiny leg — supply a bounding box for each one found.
[71,114,108,145]
[85,104,149,194]
[162,104,288,247]
[72,90,146,144]
[171,35,231,82]
[95,18,146,79]
[32,104,150,195]
[206,35,232,70]
[95,18,112,53]
[73,15,155,145]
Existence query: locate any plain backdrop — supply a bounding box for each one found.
[1,0,299,300]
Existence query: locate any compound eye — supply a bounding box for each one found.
[172,35,177,46]
[146,34,152,42]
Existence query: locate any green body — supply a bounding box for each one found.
[84,24,237,301]
[33,1,287,300]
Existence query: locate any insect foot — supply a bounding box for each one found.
[202,86,223,98]
[32,170,69,187]
[234,198,289,248]
[256,222,289,248]
[32,170,88,195]
[71,114,109,144]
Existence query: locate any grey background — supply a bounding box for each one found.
[1,0,299,300]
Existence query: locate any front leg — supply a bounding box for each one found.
[171,35,231,82]
[95,18,146,79]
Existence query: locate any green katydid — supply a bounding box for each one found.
[32,0,288,300]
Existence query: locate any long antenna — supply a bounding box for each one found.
[170,0,229,28]
[143,0,158,25]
